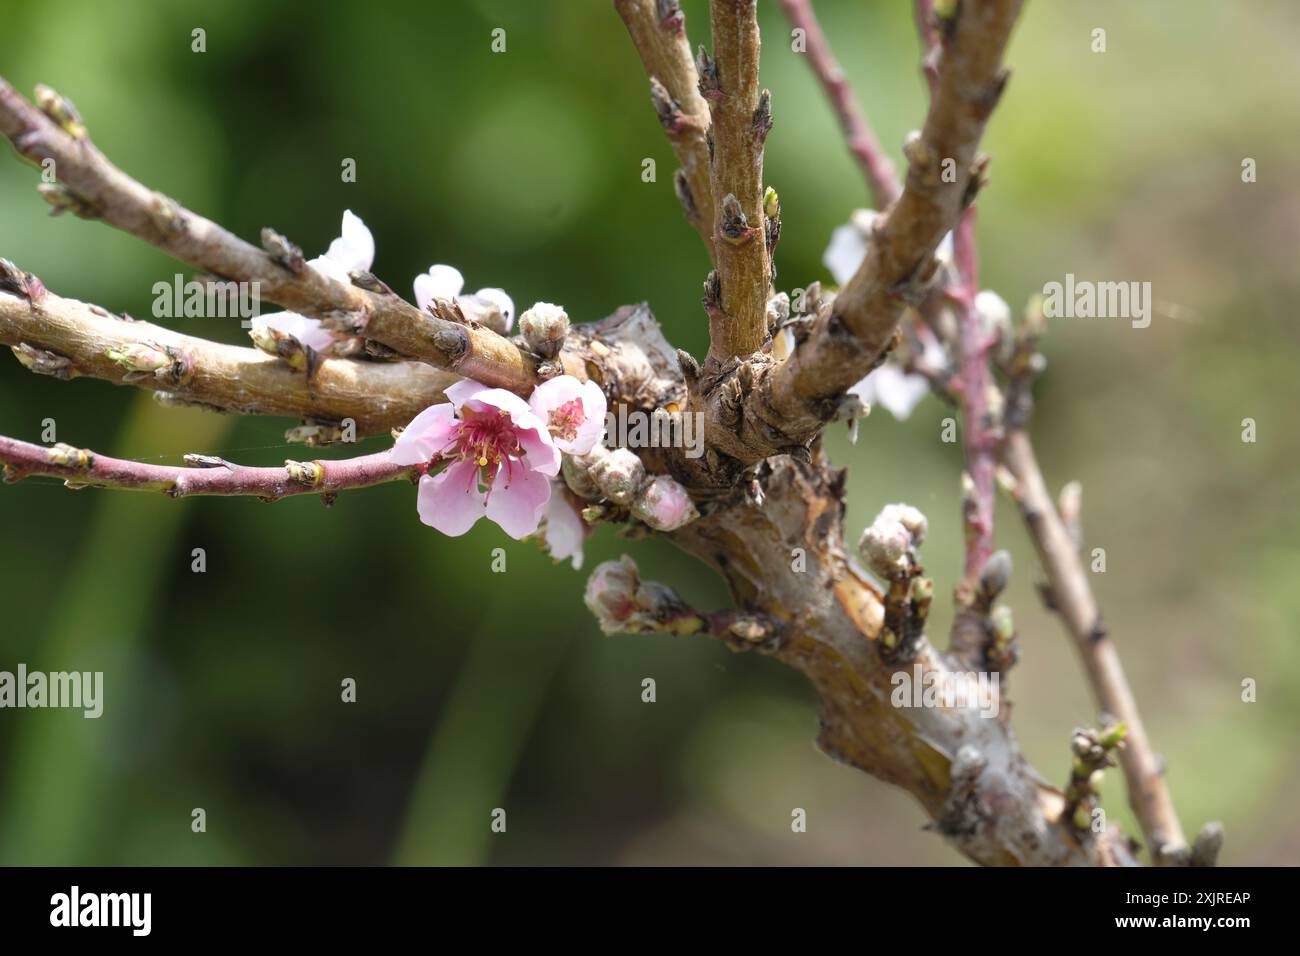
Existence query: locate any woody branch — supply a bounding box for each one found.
[784,0,1197,863]
[0,77,566,394]
[0,280,455,438]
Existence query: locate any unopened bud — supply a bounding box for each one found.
[979,549,1013,600]
[519,302,570,358]
[858,503,928,579]
[590,448,645,505]
[284,459,324,486]
[630,475,698,532]
[106,342,170,373]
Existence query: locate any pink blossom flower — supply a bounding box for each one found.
[390,380,560,538]
[542,484,587,569]
[251,210,373,353]
[528,375,607,455]
[413,264,515,332]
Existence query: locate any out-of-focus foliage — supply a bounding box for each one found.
[0,0,1296,865]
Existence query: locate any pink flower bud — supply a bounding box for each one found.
[631,475,698,531]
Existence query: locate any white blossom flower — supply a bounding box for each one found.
[413,264,515,332]
[251,210,373,353]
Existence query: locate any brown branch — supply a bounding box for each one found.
[701,0,771,361]
[1002,429,1188,862]
[669,455,1137,866]
[0,76,545,393]
[1,286,455,437]
[615,0,716,250]
[777,0,901,209]
[684,0,1022,470]
[0,434,413,500]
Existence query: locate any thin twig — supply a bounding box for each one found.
[952,213,995,589]
[777,0,900,209]
[1002,429,1188,861]
[0,434,414,500]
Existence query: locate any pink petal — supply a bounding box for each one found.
[544,486,585,569]
[391,403,457,465]
[484,463,552,539]
[571,380,608,455]
[515,422,561,477]
[527,376,607,456]
[417,459,486,536]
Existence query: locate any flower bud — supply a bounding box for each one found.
[979,549,1013,601]
[561,445,606,500]
[106,342,171,374]
[584,556,641,634]
[590,448,645,505]
[858,503,928,579]
[519,302,570,358]
[631,475,698,532]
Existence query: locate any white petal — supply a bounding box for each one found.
[823,223,868,286]
[414,264,465,311]
[252,311,336,353]
[324,209,375,274]
[472,288,514,332]
[871,365,931,420]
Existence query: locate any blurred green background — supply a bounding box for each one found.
[1,0,1296,865]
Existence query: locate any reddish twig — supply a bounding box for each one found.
[0,434,414,500]
[950,209,996,589]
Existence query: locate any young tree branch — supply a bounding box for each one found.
[615,0,716,250]
[701,0,772,361]
[1,285,455,437]
[1002,429,1189,862]
[0,76,545,393]
[777,0,901,209]
[684,0,1021,470]
[0,434,413,500]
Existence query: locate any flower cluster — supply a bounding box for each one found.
[258,210,698,569]
[251,210,515,353]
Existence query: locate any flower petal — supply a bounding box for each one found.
[416,459,487,536]
[528,376,607,456]
[324,209,375,274]
[485,462,552,539]
[824,222,869,286]
[471,287,514,332]
[543,485,586,569]
[251,311,336,352]
[414,264,465,311]
[871,365,931,420]
[391,403,457,465]
[515,421,561,477]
